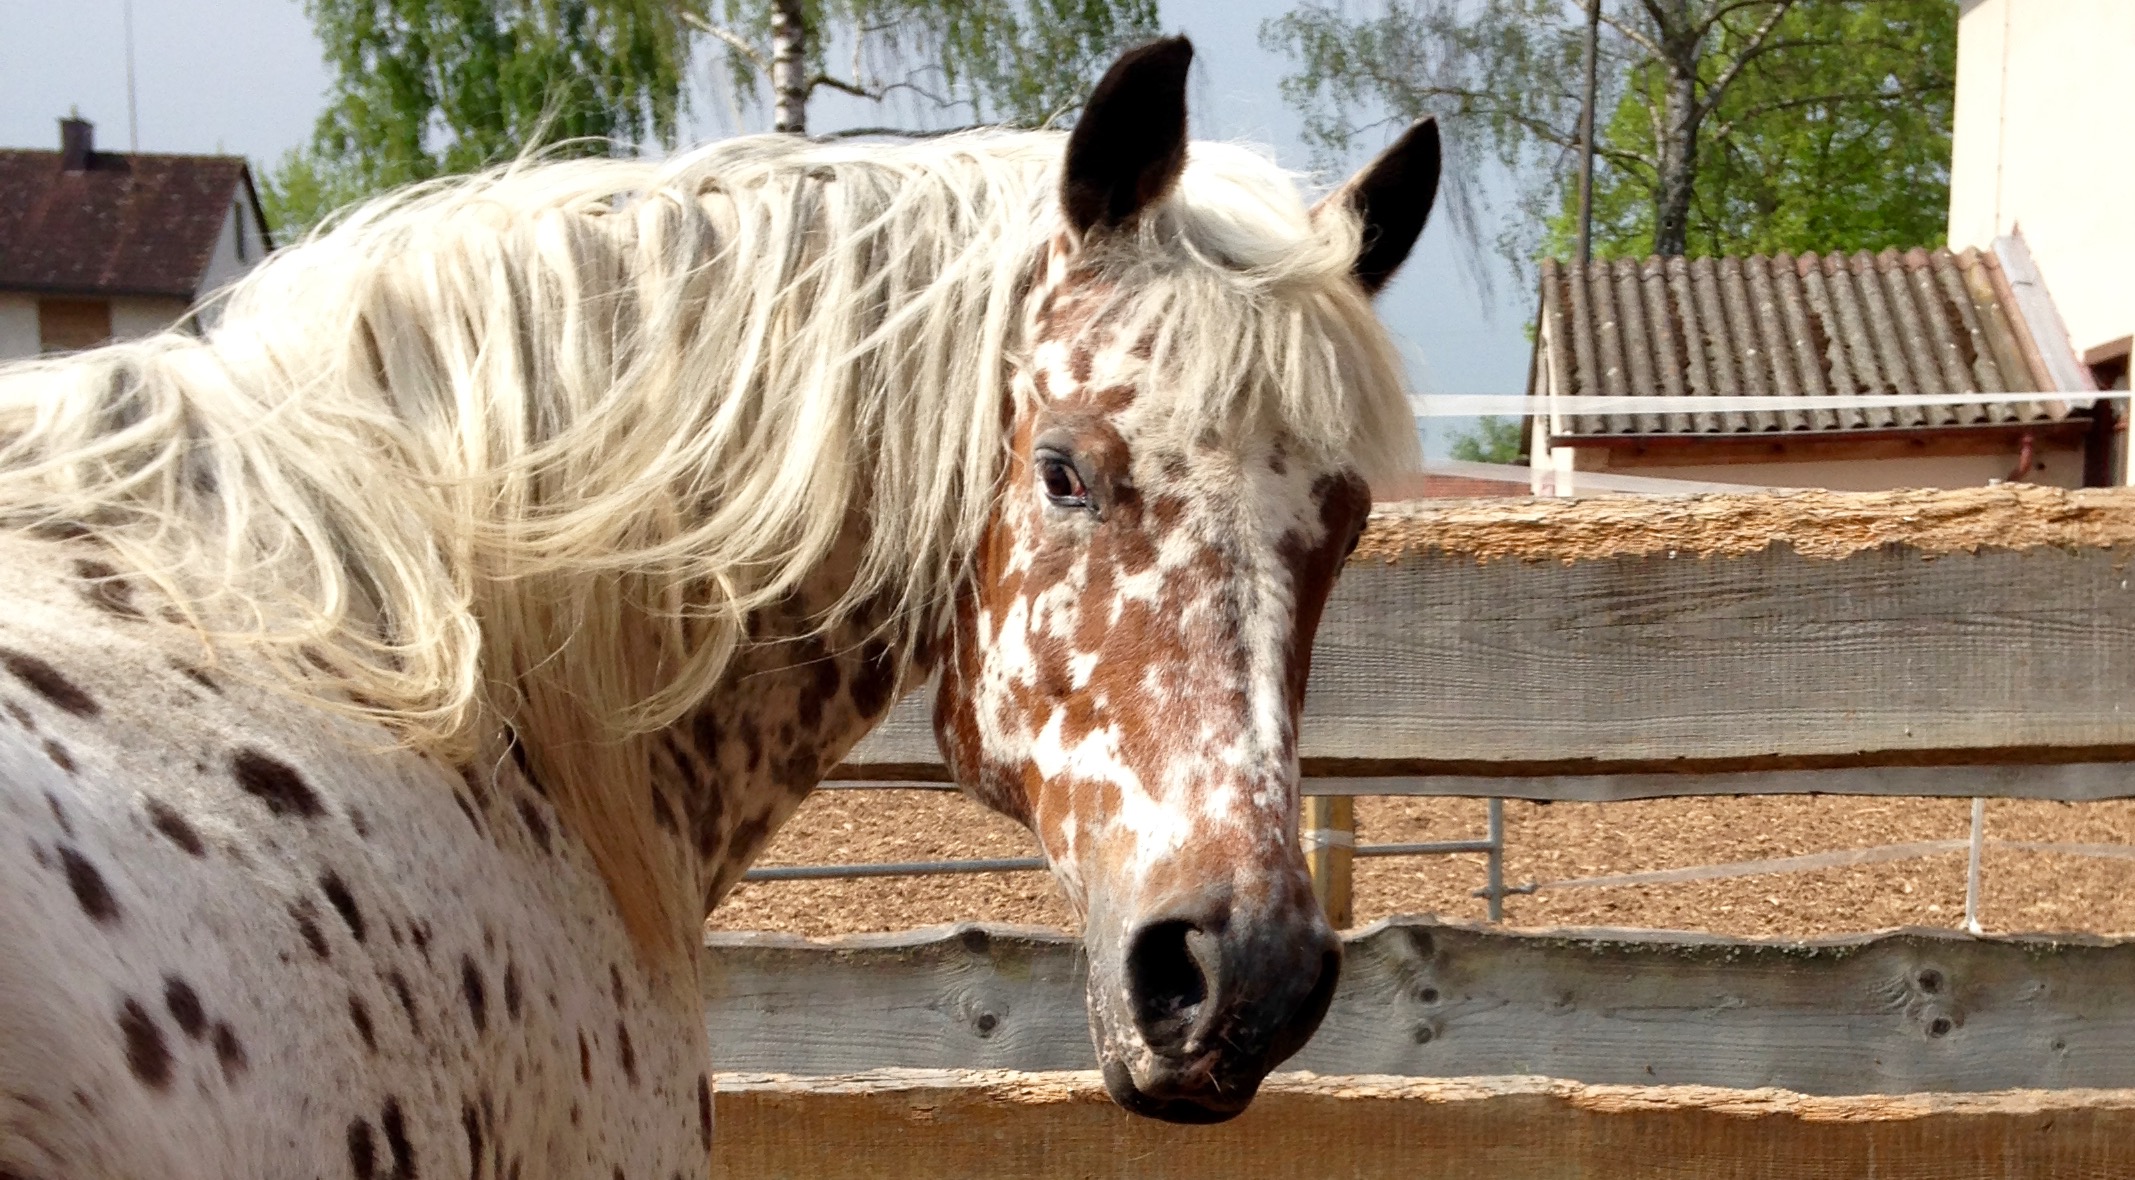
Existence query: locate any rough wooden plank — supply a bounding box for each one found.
[701,920,2135,1095]
[843,488,2135,794]
[710,1069,2135,1180]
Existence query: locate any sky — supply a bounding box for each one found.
[0,0,1534,451]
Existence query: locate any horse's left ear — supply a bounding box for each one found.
[1318,118,1440,295]
[1062,36,1194,234]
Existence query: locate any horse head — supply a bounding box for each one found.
[934,38,1439,1124]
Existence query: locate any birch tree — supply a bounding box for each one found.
[1264,0,1954,263]
[264,0,1161,234]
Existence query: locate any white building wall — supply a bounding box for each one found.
[0,293,38,361]
[110,296,194,340]
[192,185,269,329]
[1948,0,2135,356]
[1607,447,2087,494]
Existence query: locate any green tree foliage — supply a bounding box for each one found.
[702,0,1161,134]
[1263,0,1955,266]
[266,0,694,236]
[265,0,1161,237]
[1447,414,1523,464]
[1542,1,1954,260]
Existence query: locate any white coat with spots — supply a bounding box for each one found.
[0,37,1440,1175]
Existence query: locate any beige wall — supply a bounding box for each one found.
[111,295,194,339]
[0,293,36,361]
[196,188,268,315]
[0,293,195,363]
[1948,0,2135,356]
[1592,446,2086,494]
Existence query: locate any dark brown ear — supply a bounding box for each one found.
[1321,118,1440,295]
[1062,36,1194,234]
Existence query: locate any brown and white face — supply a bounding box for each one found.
[933,38,1439,1123]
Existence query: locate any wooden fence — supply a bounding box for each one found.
[715,486,2135,1177]
[705,920,2135,1178]
[842,486,2135,797]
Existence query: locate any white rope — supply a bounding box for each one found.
[1410,390,2123,418]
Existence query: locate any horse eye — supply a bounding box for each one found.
[1037,455,1089,508]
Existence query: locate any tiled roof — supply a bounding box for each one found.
[1535,246,2080,439]
[0,148,252,299]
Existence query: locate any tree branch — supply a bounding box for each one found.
[680,13,767,75]
[1693,0,1794,123]
[818,124,988,140]
[1596,10,1665,60]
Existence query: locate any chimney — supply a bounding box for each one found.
[60,116,93,171]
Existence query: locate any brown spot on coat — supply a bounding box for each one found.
[386,970,419,1031]
[117,998,171,1089]
[41,741,74,774]
[349,1117,378,1179]
[319,871,367,942]
[291,901,330,959]
[57,845,118,923]
[171,661,220,693]
[615,1021,637,1085]
[0,649,98,717]
[143,797,206,856]
[849,640,897,719]
[350,994,377,1052]
[212,1022,246,1078]
[163,976,207,1040]
[514,798,551,853]
[460,957,487,1033]
[381,1097,416,1178]
[698,1074,713,1149]
[73,559,142,619]
[231,749,324,819]
[462,1102,483,1180]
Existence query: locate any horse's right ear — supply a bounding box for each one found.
[1062,36,1194,235]
[1317,118,1440,295]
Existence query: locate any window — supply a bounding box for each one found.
[38,298,111,353]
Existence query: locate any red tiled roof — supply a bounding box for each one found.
[0,148,251,299]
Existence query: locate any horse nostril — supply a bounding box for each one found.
[1124,919,1211,1053]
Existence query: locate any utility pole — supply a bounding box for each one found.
[124,0,141,151]
[1574,0,1600,264]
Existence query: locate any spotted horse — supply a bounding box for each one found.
[0,37,1437,1177]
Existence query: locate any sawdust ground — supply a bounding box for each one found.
[705,790,2135,940]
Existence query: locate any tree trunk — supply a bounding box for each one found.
[1651,2,1703,257]
[1653,60,1698,256]
[770,0,807,134]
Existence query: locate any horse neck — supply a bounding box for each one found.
[652,538,933,915]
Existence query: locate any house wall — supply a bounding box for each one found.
[195,187,268,312]
[1573,444,2087,494]
[0,293,37,361]
[110,296,194,340]
[1948,0,2135,357]
[0,293,196,361]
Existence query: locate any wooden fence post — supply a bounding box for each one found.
[1304,795,1355,928]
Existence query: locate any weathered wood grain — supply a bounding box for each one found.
[701,919,2135,1095]
[843,488,2135,797]
[710,1068,2135,1180]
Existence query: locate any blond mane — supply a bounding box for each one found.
[0,130,1418,951]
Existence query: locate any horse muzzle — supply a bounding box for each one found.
[1085,883,1342,1124]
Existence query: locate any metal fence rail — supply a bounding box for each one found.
[744,783,1515,922]
[742,784,2135,933]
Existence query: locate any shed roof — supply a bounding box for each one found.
[0,146,258,300]
[1534,245,2085,439]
